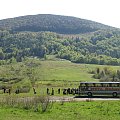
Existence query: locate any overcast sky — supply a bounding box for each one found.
[0,0,120,28]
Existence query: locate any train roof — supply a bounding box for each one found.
[80,82,120,84]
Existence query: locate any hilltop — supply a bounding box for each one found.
[0,14,115,34]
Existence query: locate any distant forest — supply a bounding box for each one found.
[0,14,113,34]
[0,14,120,65]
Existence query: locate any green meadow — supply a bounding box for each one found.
[0,59,120,96]
[37,60,120,81]
[0,101,120,120]
[0,59,120,120]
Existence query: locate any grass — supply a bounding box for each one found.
[0,59,120,96]
[34,60,94,81]
[37,60,119,81]
[0,59,120,119]
[1,59,120,82]
[0,101,120,120]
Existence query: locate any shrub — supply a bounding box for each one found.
[92,74,101,79]
[19,87,30,93]
[35,95,53,112]
[0,95,53,113]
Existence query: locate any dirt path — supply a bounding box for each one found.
[0,95,119,103]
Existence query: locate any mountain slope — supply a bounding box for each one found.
[0,14,114,34]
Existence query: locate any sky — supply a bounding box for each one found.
[0,0,120,28]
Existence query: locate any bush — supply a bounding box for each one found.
[35,95,53,112]
[100,76,110,82]
[19,87,30,93]
[92,74,101,79]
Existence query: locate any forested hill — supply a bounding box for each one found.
[0,14,120,66]
[1,29,120,66]
[0,14,114,34]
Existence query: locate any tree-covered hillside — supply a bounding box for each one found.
[0,14,120,65]
[0,29,120,66]
[0,14,114,34]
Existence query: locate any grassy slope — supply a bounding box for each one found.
[35,60,120,81]
[0,60,120,94]
[37,60,95,81]
[1,59,120,82]
[33,60,120,95]
[0,101,120,120]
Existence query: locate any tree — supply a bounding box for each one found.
[96,68,100,74]
[0,49,5,60]
[117,70,120,79]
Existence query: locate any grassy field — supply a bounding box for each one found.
[33,60,120,81]
[0,101,120,120]
[37,60,94,81]
[0,59,120,120]
[0,59,120,96]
